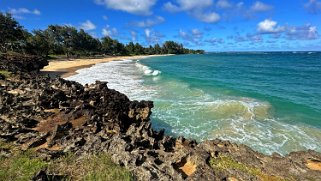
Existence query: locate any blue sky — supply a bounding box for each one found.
[1,0,321,51]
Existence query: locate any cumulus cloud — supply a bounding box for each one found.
[102,25,118,37]
[131,16,165,28]
[193,11,220,23]
[232,33,263,43]
[8,8,41,19]
[250,19,319,42]
[164,0,213,12]
[95,0,156,15]
[130,31,137,42]
[164,0,273,22]
[216,0,232,9]
[286,25,319,40]
[179,28,204,44]
[256,18,319,40]
[164,0,220,23]
[102,15,108,20]
[305,0,321,14]
[205,38,224,45]
[144,28,164,44]
[250,1,272,12]
[257,19,285,34]
[80,20,96,31]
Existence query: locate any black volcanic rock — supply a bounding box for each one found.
[0,53,48,72]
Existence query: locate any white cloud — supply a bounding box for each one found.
[131,16,165,27]
[205,38,224,45]
[257,19,284,34]
[95,0,156,15]
[179,28,203,44]
[305,0,321,14]
[164,0,220,23]
[80,20,96,31]
[255,19,318,41]
[231,33,263,43]
[144,29,164,44]
[130,31,137,42]
[164,0,213,11]
[178,0,213,10]
[33,9,41,15]
[8,8,41,18]
[102,25,118,37]
[216,0,232,9]
[145,29,151,38]
[286,25,319,40]
[103,15,108,20]
[193,11,220,23]
[163,2,180,12]
[251,1,272,12]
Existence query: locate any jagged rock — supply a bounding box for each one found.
[32,168,67,181]
[0,53,48,72]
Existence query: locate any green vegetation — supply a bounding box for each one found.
[47,153,133,181]
[209,154,287,181]
[0,70,12,78]
[0,12,204,58]
[0,141,133,181]
[0,142,47,181]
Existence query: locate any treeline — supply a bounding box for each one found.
[0,13,204,57]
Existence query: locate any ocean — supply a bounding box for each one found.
[66,52,321,155]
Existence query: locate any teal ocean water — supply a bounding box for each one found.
[67,52,321,155]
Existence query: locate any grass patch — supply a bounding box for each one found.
[0,141,133,181]
[0,70,12,78]
[0,145,47,181]
[48,153,133,181]
[209,155,287,181]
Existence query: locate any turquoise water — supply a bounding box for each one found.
[67,52,321,155]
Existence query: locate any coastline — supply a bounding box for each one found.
[1,53,321,180]
[41,54,172,78]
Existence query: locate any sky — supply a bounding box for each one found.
[1,0,321,51]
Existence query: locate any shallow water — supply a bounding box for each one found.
[66,52,321,155]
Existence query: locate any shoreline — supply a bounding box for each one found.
[2,53,321,180]
[41,54,173,78]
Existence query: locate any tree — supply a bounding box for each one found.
[25,30,50,56]
[0,12,204,56]
[134,43,144,55]
[74,29,101,56]
[0,13,28,53]
[162,41,184,54]
[101,36,127,55]
[125,42,135,55]
[153,44,162,54]
[44,25,78,57]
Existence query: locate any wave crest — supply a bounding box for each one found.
[135,62,161,76]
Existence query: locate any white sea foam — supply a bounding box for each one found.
[135,62,161,76]
[66,59,157,100]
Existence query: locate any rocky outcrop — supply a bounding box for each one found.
[0,53,48,72]
[1,72,321,180]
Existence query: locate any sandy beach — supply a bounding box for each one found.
[41,55,170,78]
